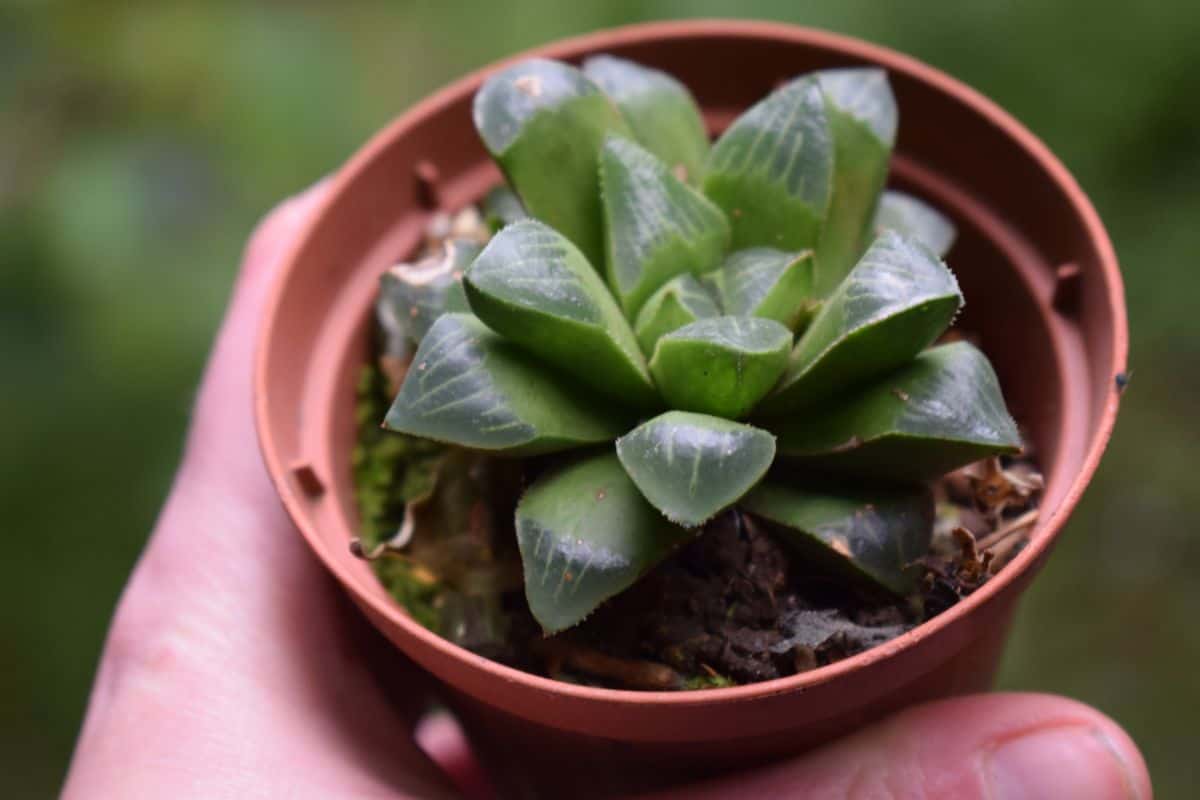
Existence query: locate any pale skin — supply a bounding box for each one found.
[64,183,1152,799]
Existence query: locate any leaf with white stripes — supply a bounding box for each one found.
[705,248,817,331]
[463,219,657,408]
[873,190,957,258]
[772,341,1022,481]
[600,136,730,317]
[583,54,710,185]
[813,68,899,296]
[633,273,721,355]
[616,411,776,526]
[516,452,691,633]
[650,316,792,420]
[742,482,933,595]
[473,58,631,265]
[758,231,961,416]
[384,313,628,455]
[703,75,833,251]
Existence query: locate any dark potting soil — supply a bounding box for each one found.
[558,508,912,688]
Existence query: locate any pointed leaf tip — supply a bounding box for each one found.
[473,58,631,265]
[463,219,656,408]
[600,136,730,317]
[816,68,898,147]
[384,313,627,455]
[743,482,933,595]
[812,67,898,295]
[773,340,1022,481]
[703,75,833,251]
[516,452,691,633]
[617,411,776,527]
[706,248,817,331]
[760,231,961,415]
[584,54,709,185]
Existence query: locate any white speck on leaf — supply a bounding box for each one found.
[515,75,543,97]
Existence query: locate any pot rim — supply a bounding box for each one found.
[254,19,1127,708]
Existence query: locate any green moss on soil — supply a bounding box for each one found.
[352,364,445,630]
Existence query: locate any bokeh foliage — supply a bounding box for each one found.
[2,1,1196,796]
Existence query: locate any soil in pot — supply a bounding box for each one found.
[349,205,1044,692]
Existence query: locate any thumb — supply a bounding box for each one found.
[646,693,1150,799]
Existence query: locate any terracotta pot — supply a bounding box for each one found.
[255,20,1127,799]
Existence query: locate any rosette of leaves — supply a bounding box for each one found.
[381,56,1021,634]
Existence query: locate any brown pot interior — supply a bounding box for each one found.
[255,20,1126,775]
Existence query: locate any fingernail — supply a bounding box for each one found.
[986,725,1141,800]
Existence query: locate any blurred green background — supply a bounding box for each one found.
[2,1,1196,796]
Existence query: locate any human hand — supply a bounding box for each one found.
[63,185,1152,800]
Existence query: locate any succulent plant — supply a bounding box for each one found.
[380,56,1021,634]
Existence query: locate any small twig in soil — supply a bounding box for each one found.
[975,508,1039,552]
[534,639,684,691]
[350,505,417,560]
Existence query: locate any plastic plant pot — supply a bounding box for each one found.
[254,20,1127,799]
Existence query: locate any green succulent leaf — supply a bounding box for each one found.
[473,58,631,265]
[759,231,962,415]
[703,75,833,251]
[742,482,933,595]
[583,54,709,185]
[482,185,528,233]
[384,313,628,455]
[616,411,776,527]
[376,239,479,350]
[816,68,898,145]
[599,136,730,317]
[813,68,898,296]
[705,248,817,331]
[633,273,722,355]
[873,190,957,258]
[516,452,691,633]
[773,341,1022,481]
[650,316,792,419]
[463,219,657,407]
